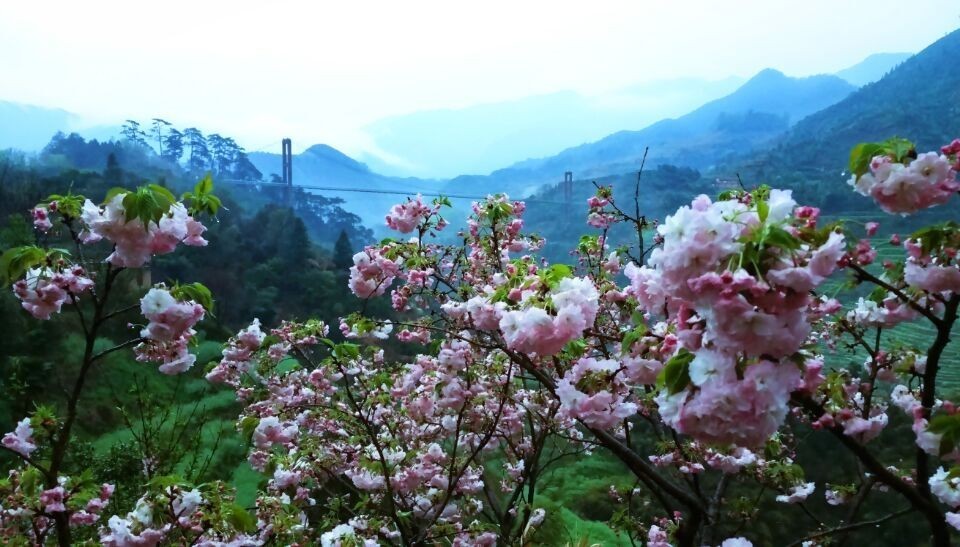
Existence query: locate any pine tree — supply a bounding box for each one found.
[333,230,354,271]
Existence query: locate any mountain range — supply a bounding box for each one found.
[834,52,911,87]
[357,77,745,178]
[776,31,960,171]
[0,101,81,151]
[443,68,857,196]
[358,52,911,179]
[0,39,946,231]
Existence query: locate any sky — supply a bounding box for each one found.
[1,0,958,158]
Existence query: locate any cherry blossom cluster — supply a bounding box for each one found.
[902,226,960,295]
[495,275,600,357]
[12,137,960,544]
[133,287,205,374]
[2,418,37,457]
[586,186,616,229]
[32,203,54,232]
[623,189,844,446]
[349,245,402,299]
[12,264,94,319]
[929,468,960,532]
[385,193,444,233]
[556,357,636,428]
[204,318,268,388]
[207,313,552,544]
[100,482,255,546]
[0,465,115,542]
[848,140,960,215]
[80,193,207,268]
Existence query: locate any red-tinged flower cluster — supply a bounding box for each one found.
[32,205,53,232]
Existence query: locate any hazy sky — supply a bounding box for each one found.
[2,1,957,156]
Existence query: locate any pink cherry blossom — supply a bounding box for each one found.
[385,194,432,233]
[849,151,959,215]
[32,206,53,232]
[80,195,207,268]
[348,247,400,298]
[2,418,37,457]
[40,487,67,513]
[557,357,637,429]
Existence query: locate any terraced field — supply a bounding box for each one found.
[818,212,960,393]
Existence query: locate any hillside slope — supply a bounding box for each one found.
[0,100,80,151]
[444,69,855,195]
[835,52,912,86]
[780,28,960,169]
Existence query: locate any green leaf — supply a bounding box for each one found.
[20,467,41,492]
[563,338,587,358]
[928,414,960,456]
[0,246,47,286]
[621,324,649,353]
[848,138,916,179]
[195,174,214,196]
[657,348,694,395]
[884,137,915,163]
[910,221,960,257]
[226,502,256,533]
[146,474,186,489]
[121,184,178,227]
[183,175,221,217]
[539,264,573,289]
[333,343,361,360]
[103,187,129,203]
[756,198,769,223]
[848,142,885,179]
[764,226,802,251]
[148,183,176,205]
[43,192,85,219]
[239,416,259,443]
[171,282,215,316]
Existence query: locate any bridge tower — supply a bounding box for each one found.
[281,138,293,205]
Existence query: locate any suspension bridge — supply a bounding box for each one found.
[215,138,573,207]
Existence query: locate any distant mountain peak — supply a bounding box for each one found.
[781,28,960,168]
[302,143,370,172]
[741,68,852,89]
[748,68,787,81]
[835,52,913,87]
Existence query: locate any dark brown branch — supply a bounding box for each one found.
[848,263,941,326]
[785,508,913,547]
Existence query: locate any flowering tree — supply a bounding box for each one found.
[1,178,228,545]
[3,138,960,546]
